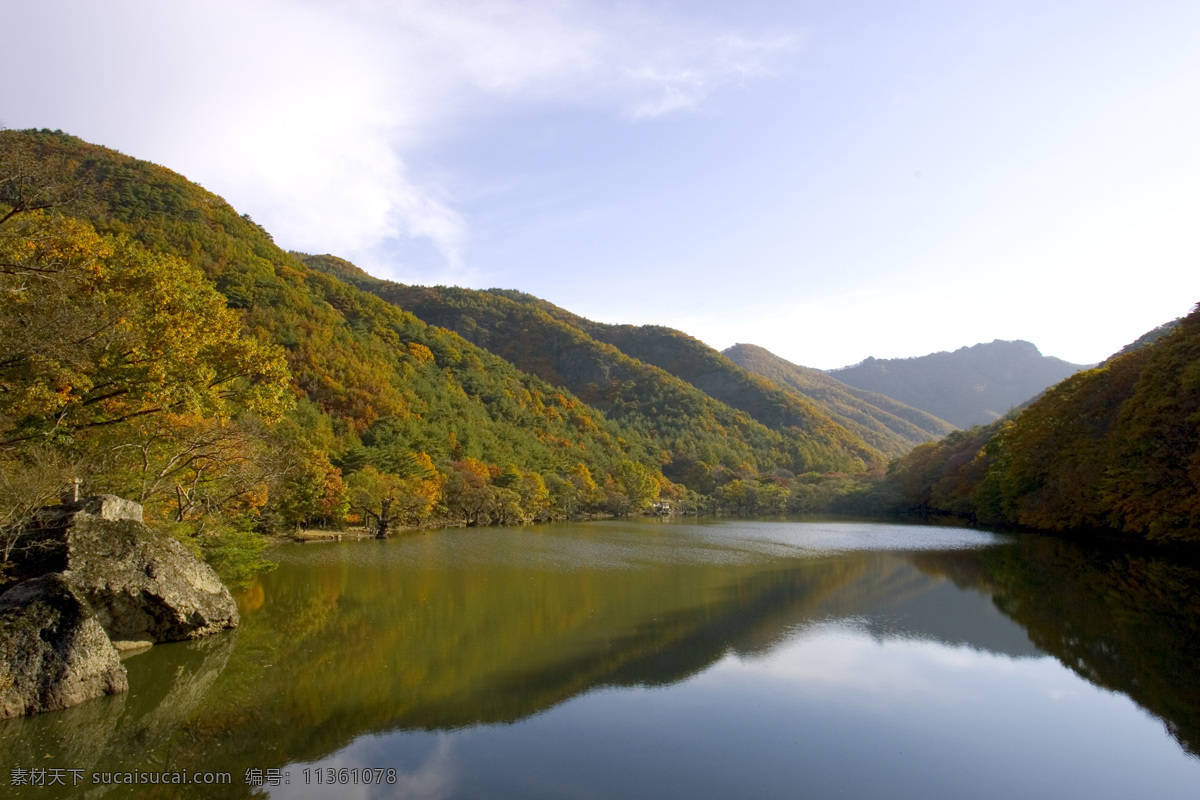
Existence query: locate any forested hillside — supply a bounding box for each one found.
[723,343,955,456]
[491,289,894,467]
[878,306,1200,544]
[302,260,884,481]
[0,130,679,580]
[830,340,1086,428]
[11,126,1191,563]
[0,129,902,581]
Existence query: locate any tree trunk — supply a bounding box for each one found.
[375,497,392,538]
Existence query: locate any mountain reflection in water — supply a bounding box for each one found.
[1,520,1197,799]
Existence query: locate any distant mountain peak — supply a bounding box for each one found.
[957,339,1041,355]
[722,344,956,455]
[830,340,1086,429]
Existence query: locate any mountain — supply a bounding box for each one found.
[1,128,895,550]
[877,307,1200,544]
[20,127,1192,550]
[829,340,1088,428]
[298,259,884,482]
[0,129,676,542]
[723,343,955,457]
[488,290,892,465]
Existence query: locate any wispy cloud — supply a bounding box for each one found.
[7,0,794,280]
[289,0,796,276]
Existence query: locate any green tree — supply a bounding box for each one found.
[346,466,406,538]
[0,211,291,448]
[611,460,659,513]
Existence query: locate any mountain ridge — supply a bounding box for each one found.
[298,257,885,482]
[10,127,1193,550]
[722,343,956,454]
[829,339,1088,428]
[875,306,1200,544]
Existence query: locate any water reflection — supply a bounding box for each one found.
[958,536,1200,756]
[2,520,1198,799]
[280,625,1198,800]
[0,631,237,796]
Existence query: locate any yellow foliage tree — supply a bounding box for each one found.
[0,211,291,448]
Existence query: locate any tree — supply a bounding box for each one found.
[515,471,551,521]
[0,210,291,448]
[344,453,442,536]
[0,129,81,225]
[610,460,659,514]
[567,462,602,509]
[0,144,293,580]
[346,466,406,538]
[268,446,348,532]
[389,452,443,525]
[0,447,79,580]
[443,458,497,526]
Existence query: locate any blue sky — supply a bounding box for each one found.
[6,1,1198,368]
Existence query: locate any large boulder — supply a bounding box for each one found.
[12,498,239,646]
[39,494,145,524]
[8,495,145,584]
[0,574,128,718]
[64,516,239,645]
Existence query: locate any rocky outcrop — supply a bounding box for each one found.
[0,496,239,717]
[9,495,146,585]
[38,494,145,524]
[15,497,239,644]
[0,574,128,718]
[60,515,239,644]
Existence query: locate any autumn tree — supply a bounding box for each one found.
[0,212,291,448]
[443,458,498,526]
[346,453,442,537]
[604,460,659,516]
[568,462,603,509]
[0,130,80,224]
[267,444,348,532]
[346,466,406,538]
[0,142,292,574]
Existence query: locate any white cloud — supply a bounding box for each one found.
[617,28,796,119]
[714,624,1056,713]
[6,1,792,280]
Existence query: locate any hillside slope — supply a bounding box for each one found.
[830,340,1087,428]
[881,307,1200,544]
[300,257,883,481]
[723,343,955,456]
[4,128,670,528]
[486,290,889,462]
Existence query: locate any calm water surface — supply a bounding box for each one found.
[3,519,1199,798]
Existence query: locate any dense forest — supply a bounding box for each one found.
[877,306,1200,544]
[0,130,679,582]
[300,260,901,472]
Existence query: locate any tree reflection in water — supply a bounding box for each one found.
[2,521,1197,799]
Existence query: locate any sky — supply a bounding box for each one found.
[5,0,1198,369]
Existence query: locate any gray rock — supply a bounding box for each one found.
[59,516,239,644]
[11,498,238,644]
[9,496,145,585]
[36,495,144,525]
[0,574,128,718]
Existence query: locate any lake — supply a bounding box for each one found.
[3,518,1199,798]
